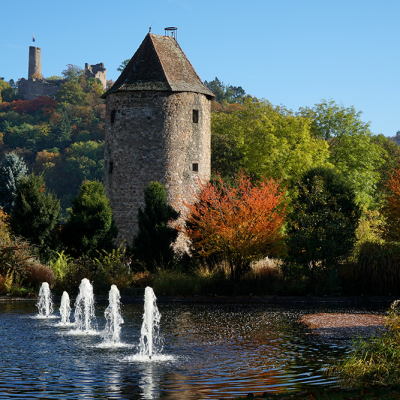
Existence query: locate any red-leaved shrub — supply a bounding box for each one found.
[26,263,55,288]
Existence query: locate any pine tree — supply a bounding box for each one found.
[62,180,117,258]
[0,153,28,213]
[10,173,60,261]
[132,181,179,271]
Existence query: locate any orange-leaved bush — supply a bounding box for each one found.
[180,173,287,280]
[382,168,400,242]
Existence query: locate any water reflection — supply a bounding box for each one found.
[0,301,386,399]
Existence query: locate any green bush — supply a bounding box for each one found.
[49,251,72,281]
[54,257,97,294]
[330,300,400,387]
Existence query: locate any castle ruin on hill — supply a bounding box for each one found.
[18,46,106,100]
[102,30,214,246]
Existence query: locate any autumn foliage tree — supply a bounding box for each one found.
[182,173,286,280]
[381,168,400,242]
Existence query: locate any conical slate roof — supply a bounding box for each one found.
[102,33,214,98]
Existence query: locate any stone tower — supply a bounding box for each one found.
[102,32,214,246]
[28,46,42,79]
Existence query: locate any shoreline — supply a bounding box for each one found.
[0,294,397,306]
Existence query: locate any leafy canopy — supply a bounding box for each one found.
[381,168,400,242]
[204,77,246,104]
[181,173,287,280]
[298,100,385,207]
[285,166,361,280]
[211,98,330,187]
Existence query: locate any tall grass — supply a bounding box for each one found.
[353,241,400,295]
[329,300,400,387]
[152,258,285,296]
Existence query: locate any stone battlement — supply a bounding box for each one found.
[84,63,107,91]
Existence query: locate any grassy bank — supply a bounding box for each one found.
[233,386,400,400]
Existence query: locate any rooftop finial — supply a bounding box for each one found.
[164,27,178,41]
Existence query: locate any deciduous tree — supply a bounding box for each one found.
[298,100,385,207]
[285,167,361,283]
[204,77,246,104]
[182,173,286,280]
[211,98,330,187]
[381,168,400,242]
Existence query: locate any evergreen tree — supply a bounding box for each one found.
[0,153,28,213]
[285,166,361,284]
[62,180,117,258]
[132,181,179,271]
[10,173,60,261]
[51,111,72,150]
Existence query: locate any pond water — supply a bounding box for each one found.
[0,300,385,399]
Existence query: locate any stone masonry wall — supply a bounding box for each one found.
[85,63,107,91]
[104,90,211,246]
[18,78,61,100]
[28,46,42,79]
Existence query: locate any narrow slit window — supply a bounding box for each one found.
[108,161,114,174]
[192,163,199,172]
[110,110,116,124]
[192,109,199,123]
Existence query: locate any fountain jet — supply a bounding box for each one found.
[102,285,124,344]
[74,278,96,333]
[36,282,54,317]
[139,287,161,359]
[59,291,71,324]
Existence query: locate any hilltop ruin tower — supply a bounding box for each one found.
[28,46,42,79]
[102,31,214,245]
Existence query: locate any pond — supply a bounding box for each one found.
[0,299,386,399]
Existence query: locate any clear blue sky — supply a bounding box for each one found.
[2,0,399,137]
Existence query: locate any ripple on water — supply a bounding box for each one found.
[0,302,387,399]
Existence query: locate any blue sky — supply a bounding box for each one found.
[2,0,399,137]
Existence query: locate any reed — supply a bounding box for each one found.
[152,259,285,296]
[329,300,400,387]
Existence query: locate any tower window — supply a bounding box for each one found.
[110,110,116,124]
[192,109,199,123]
[108,161,114,174]
[192,163,199,172]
